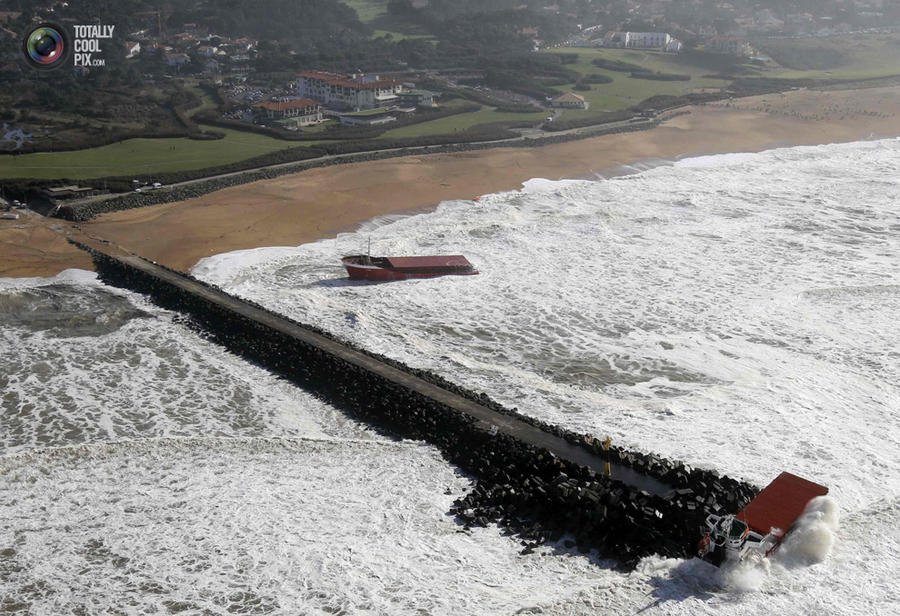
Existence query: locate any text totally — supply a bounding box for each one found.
[73,25,115,39]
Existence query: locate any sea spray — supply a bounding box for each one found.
[774,496,840,567]
[718,557,771,593]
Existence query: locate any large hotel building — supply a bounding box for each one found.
[296,70,404,110]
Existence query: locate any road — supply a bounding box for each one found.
[60,115,657,210]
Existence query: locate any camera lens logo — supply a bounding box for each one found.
[22,23,70,70]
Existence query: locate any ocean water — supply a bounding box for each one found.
[3,139,899,614]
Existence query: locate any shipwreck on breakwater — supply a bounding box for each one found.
[71,238,757,569]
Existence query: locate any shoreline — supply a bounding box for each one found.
[3,85,900,279]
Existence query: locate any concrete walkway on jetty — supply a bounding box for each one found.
[74,237,671,497]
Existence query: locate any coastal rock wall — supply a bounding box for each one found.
[57,122,659,223]
[78,243,756,569]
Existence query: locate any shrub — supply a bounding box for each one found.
[629,71,691,81]
[592,58,645,73]
[583,73,613,84]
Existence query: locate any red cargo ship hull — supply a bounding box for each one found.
[342,255,478,281]
[737,471,829,539]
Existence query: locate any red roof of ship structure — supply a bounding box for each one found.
[736,471,829,536]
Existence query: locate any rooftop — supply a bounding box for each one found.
[552,92,586,104]
[253,98,320,112]
[298,70,401,90]
[340,107,393,117]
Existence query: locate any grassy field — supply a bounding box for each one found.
[341,0,387,23]
[0,99,546,180]
[541,34,900,120]
[542,34,900,121]
[338,0,449,44]
[754,33,900,80]
[371,29,435,41]
[0,127,325,181]
[380,106,546,138]
[342,0,436,42]
[540,48,734,119]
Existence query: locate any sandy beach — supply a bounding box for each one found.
[3,85,900,278]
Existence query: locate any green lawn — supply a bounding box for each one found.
[297,120,340,133]
[0,127,322,180]
[540,48,733,118]
[543,34,900,120]
[342,0,435,41]
[380,107,546,138]
[754,33,900,80]
[371,29,436,42]
[342,0,387,23]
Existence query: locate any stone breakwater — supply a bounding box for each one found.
[73,240,756,569]
[56,122,659,223]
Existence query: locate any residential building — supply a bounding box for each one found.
[397,90,436,108]
[665,39,684,53]
[297,70,405,111]
[203,59,221,75]
[550,92,589,110]
[600,31,627,47]
[251,98,322,126]
[625,32,673,49]
[601,31,680,52]
[232,37,257,51]
[164,52,190,67]
[705,36,755,57]
[124,41,141,59]
[40,185,102,201]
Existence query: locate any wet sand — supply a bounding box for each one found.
[3,86,900,278]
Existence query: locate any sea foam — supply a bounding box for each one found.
[3,139,899,614]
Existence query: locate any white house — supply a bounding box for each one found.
[705,36,755,57]
[164,53,190,67]
[625,32,672,49]
[602,31,680,52]
[550,92,589,110]
[665,39,683,54]
[397,90,436,108]
[124,41,140,59]
[252,98,323,126]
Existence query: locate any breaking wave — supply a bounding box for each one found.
[774,496,840,567]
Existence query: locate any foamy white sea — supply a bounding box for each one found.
[2,139,899,614]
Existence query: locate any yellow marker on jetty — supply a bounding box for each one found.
[603,436,612,477]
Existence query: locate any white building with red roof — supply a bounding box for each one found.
[296,70,404,110]
[252,98,322,126]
